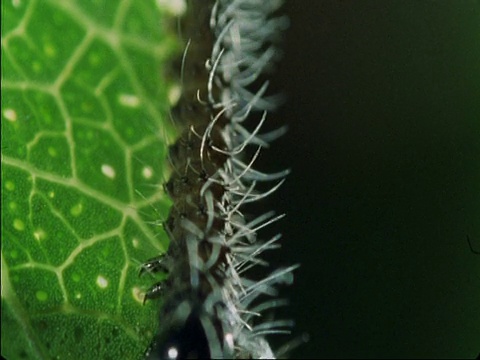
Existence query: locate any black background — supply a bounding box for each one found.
[256,1,480,358]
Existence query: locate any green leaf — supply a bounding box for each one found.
[1,0,178,359]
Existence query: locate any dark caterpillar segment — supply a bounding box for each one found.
[146,0,234,351]
[170,0,219,128]
[161,0,229,306]
[167,123,228,178]
[143,0,294,358]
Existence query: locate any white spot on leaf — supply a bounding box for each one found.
[168,85,181,105]
[96,275,108,289]
[132,238,139,248]
[156,0,186,15]
[101,164,116,179]
[142,166,153,179]
[33,229,46,241]
[132,287,144,304]
[3,108,17,122]
[118,94,140,108]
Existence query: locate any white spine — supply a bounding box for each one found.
[207,1,294,358]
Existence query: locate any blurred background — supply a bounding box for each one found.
[255,1,480,358]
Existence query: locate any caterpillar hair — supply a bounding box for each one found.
[142,0,297,358]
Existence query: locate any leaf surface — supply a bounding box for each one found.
[1,0,177,358]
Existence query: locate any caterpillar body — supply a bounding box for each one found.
[142,1,297,358]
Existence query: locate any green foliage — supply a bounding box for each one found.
[1,0,178,358]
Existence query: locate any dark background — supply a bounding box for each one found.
[257,1,480,358]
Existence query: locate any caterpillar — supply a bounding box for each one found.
[142,1,297,358]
